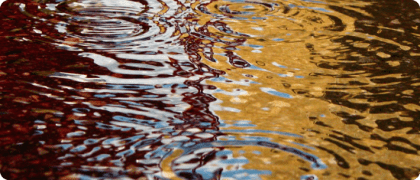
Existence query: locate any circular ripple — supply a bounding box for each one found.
[11,0,182,51]
[197,0,286,18]
[217,1,282,17]
[194,0,345,40]
[168,140,326,179]
[66,17,147,40]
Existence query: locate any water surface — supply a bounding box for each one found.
[1,0,420,179]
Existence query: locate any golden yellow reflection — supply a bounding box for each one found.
[191,0,420,179]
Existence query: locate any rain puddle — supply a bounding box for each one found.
[1,0,420,179]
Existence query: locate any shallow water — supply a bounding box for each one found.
[1,0,420,179]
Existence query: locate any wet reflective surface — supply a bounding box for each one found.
[1,0,420,179]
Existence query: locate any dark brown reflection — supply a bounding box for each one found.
[0,0,226,179]
[0,29,222,180]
